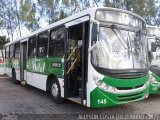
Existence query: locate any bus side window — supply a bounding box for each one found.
[9,45,14,58]
[37,31,48,57]
[14,42,20,58]
[28,36,36,57]
[49,27,65,57]
[5,46,9,59]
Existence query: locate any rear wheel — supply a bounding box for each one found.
[12,70,19,84]
[50,79,65,104]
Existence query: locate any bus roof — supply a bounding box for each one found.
[147,25,160,37]
[5,7,145,46]
[147,25,160,30]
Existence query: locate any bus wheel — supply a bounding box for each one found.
[12,70,19,84]
[50,79,65,104]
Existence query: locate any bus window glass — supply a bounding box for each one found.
[38,32,48,57]
[14,42,20,58]
[5,46,9,58]
[28,36,36,57]
[10,45,14,58]
[49,27,65,57]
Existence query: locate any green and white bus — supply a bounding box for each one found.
[5,7,149,108]
[147,25,160,94]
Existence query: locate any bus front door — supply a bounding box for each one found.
[64,22,89,105]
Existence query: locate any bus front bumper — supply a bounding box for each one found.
[149,82,160,94]
[90,87,149,108]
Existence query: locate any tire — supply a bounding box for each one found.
[12,70,19,84]
[50,79,65,104]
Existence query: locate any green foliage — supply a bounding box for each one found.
[37,0,58,23]
[0,36,9,59]
[0,0,20,41]
[103,0,157,26]
[0,36,8,49]
[0,0,160,40]
[19,0,40,31]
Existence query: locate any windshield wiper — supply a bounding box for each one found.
[110,25,128,49]
[111,25,131,60]
[127,31,131,58]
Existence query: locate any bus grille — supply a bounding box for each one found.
[117,92,144,102]
[116,84,144,90]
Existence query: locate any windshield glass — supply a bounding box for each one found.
[147,26,160,69]
[96,10,145,30]
[92,27,148,70]
[148,37,160,68]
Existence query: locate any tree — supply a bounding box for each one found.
[14,0,22,37]
[0,36,9,60]
[103,0,157,26]
[0,0,20,41]
[19,0,40,32]
[152,0,160,26]
[37,0,59,24]
[37,0,100,24]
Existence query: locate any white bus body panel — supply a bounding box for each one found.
[24,70,27,81]
[26,72,64,97]
[0,67,5,75]
[15,69,20,81]
[65,16,90,28]
[6,68,12,77]
[58,78,64,97]
[26,72,47,91]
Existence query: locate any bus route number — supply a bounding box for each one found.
[97,99,107,104]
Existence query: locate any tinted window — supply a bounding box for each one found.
[14,42,20,58]
[49,27,65,57]
[9,45,14,58]
[37,32,48,57]
[28,36,36,57]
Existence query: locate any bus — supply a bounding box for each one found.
[0,50,5,75]
[147,25,160,94]
[5,7,149,108]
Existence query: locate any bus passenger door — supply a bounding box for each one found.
[64,20,89,105]
[20,41,27,81]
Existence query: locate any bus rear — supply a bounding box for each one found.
[87,8,149,107]
[147,25,160,94]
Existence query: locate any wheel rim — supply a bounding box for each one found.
[51,83,59,98]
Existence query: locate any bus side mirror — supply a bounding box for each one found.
[91,19,99,42]
[148,51,154,62]
[151,42,157,52]
[89,20,100,53]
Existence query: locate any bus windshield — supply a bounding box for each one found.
[96,10,145,30]
[148,37,160,68]
[92,26,148,70]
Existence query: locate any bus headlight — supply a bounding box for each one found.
[149,74,158,84]
[144,80,150,88]
[92,75,117,93]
